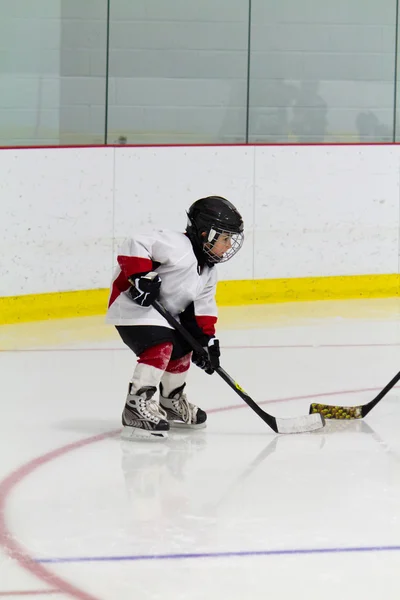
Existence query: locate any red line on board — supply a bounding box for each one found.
[0,142,398,151]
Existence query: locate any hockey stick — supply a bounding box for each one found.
[152,299,325,434]
[309,369,400,420]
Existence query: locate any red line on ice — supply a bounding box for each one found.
[0,431,120,600]
[0,386,394,597]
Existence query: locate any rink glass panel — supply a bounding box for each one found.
[1,0,399,146]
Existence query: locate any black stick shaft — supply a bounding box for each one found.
[363,369,400,416]
[152,299,277,430]
[153,300,208,356]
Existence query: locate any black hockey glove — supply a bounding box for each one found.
[192,337,220,375]
[127,271,161,307]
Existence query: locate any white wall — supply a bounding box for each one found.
[254,146,400,278]
[0,145,399,297]
[0,148,114,296]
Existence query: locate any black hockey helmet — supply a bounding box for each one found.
[186,196,244,266]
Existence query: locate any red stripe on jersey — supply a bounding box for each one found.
[138,343,173,370]
[165,353,191,374]
[195,315,217,337]
[108,256,153,308]
[108,270,130,308]
[117,255,152,278]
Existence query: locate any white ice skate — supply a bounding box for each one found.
[159,383,207,429]
[121,384,169,440]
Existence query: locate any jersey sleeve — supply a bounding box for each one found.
[109,232,168,308]
[117,235,156,278]
[193,269,218,337]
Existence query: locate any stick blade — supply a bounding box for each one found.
[309,402,362,420]
[275,413,325,434]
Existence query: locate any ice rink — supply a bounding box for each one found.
[1,298,400,599]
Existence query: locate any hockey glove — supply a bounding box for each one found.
[192,337,220,375]
[128,271,161,307]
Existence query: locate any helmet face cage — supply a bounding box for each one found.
[202,225,244,264]
[186,196,244,266]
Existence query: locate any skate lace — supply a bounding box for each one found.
[145,398,167,421]
[172,394,195,424]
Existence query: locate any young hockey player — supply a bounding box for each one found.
[106,196,244,439]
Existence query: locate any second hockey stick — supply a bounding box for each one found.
[152,299,325,434]
[309,369,400,419]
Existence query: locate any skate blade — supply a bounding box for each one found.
[121,426,168,441]
[169,421,207,430]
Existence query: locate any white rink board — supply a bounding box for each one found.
[253,145,400,278]
[0,148,114,296]
[113,145,255,282]
[0,144,399,296]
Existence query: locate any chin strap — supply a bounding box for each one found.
[185,231,209,269]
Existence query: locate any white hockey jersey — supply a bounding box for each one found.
[106,230,218,335]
